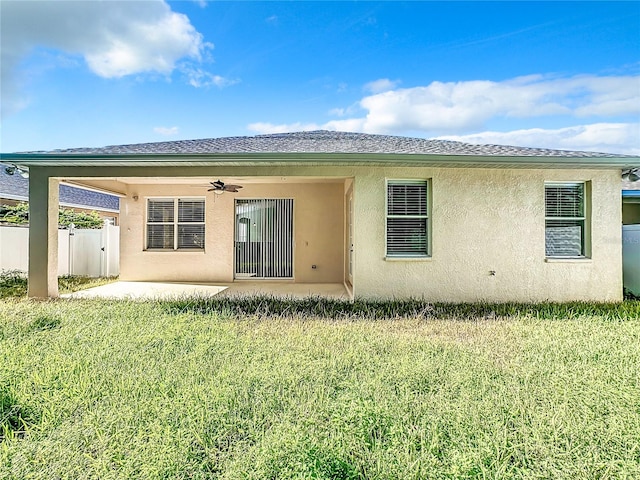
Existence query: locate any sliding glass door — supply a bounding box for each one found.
[234,199,293,279]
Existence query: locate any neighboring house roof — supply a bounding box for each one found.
[623,179,640,191]
[3,131,639,169]
[0,163,119,212]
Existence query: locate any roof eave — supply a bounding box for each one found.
[3,152,638,169]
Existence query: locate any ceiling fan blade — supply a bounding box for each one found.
[207,179,243,193]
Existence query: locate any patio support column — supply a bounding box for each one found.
[28,170,59,298]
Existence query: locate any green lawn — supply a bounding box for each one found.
[1,298,639,479]
[0,271,114,299]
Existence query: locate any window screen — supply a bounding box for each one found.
[386,181,429,257]
[544,183,586,257]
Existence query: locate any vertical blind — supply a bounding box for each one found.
[544,183,585,257]
[386,181,428,257]
[147,198,205,250]
[235,199,293,278]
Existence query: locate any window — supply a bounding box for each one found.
[146,198,205,250]
[544,182,588,258]
[386,180,429,257]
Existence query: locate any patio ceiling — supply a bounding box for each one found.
[59,176,351,196]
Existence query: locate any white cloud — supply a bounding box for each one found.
[182,67,239,88]
[249,72,639,153]
[437,123,640,155]
[363,78,400,94]
[317,74,638,136]
[248,120,639,156]
[1,0,217,116]
[328,102,360,117]
[154,126,179,136]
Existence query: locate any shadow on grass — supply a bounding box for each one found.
[162,295,640,321]
[0,386,35,442]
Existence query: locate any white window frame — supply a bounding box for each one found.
[385,179,430,259]
[544,182,589,259]
[145,197,205,251]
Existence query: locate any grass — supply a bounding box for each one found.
[0,270,114,299]
[165,294,640,321]
[0,297,639,479]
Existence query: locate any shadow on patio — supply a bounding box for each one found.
[61,281,351,301]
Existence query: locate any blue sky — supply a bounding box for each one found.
[1,1,639,154]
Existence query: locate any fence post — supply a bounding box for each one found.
[102,219,113,278]
[68,223,75,275]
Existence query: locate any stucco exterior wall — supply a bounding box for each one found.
[119,182,344,283]
[353,167,622,302]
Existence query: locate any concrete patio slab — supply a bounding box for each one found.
[62,281,350,301]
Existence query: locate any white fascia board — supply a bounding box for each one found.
[4,152,639,169]
[59,180,126,197]
[0,194,28,202]
[57,202,119,213]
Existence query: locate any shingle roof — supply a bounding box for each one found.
[0,163,119,211]
[21,130,631,158]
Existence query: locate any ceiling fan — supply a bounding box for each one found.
[623,168,639,182]
[208,179,243,194]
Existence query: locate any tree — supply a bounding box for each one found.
[0,203,104,229]
[0,203,28,224]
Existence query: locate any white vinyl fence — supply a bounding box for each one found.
[0,222,119,277]
[623,225,640,296]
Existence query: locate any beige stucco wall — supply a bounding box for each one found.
[353,167,622,302]
[119,182,344,283]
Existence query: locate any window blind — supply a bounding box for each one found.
[147,200,174,223]
[178,199,205,223]
[146,198,205,250]
[387,183,427,216]
[545,184,584,218]
[178,224,205,249]
[147,224,174,249]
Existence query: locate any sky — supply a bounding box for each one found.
[1,0,639,154]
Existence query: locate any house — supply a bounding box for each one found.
[622,179,640,296]
[622,179,640,225]
[1,162,120,225]
[2,131,638,300]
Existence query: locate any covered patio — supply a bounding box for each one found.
[62,281,351,301]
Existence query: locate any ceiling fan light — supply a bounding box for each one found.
[213,189,224,195]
